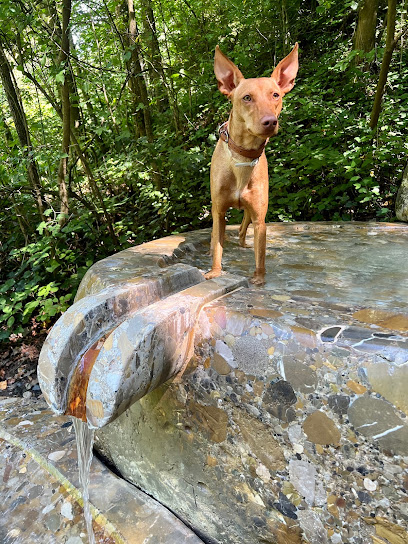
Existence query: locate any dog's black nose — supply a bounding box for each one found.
[261,115,278,127]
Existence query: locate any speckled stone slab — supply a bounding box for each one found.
[0,397,204,544]
[88,223,408,544]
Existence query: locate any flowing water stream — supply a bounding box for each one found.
[73,417,96,544]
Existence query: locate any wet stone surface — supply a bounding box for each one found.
[0,397,203,544]
[41,223,408,544]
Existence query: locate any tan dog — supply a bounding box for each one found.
[205,44,299,285]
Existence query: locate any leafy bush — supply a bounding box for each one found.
[1,0,407,344]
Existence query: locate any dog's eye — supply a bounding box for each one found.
[242,95,252,102]
[272,92,280,99]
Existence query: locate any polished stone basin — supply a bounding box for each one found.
[39,222,408,544]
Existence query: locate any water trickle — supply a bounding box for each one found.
[73,417,96,544]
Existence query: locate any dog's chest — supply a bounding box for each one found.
[231,164,256,207]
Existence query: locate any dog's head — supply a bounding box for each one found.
[214,44,299,139]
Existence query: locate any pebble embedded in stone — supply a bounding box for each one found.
[353,308,408,333]
[357,490,371,503]
[214,340,235,367]
[364,477,377,491]
[328,394,350,416]
[283,357,318,394]
[297,509,328,544]
[42,504,55,515]
[255,463,270,482]
[60,500,73,520]
[319,326,343,343]
[288,424,303,445]
[346,379,367,395]
[212,353,232,375]
[250,308,283,319]
[366,361,408,415]
[237,414,285,471]
[231,335,269,374]
[47,450,66,462]
[290,326,318,348]
[289,459,317,506]
[302,411,341,445]
[263,380,297,422]
[348,396,408,455]
[273,491,298,520]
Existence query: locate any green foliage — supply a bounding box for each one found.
[0,215,93,340]
[0,0,407,343]
[267,58,408,221]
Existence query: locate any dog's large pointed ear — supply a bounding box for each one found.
[271,43,299,94]
[214,45,244,97]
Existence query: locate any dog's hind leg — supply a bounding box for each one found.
[239,209,251,248]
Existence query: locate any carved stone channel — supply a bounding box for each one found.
[38,231,246,428]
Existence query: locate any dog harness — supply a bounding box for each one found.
[218,121,269,167]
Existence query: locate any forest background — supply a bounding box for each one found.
[0,0,407,352]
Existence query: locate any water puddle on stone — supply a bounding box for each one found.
[72,417,96,544]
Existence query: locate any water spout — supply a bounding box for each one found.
[38,264,245,428]
[38,263,203,418]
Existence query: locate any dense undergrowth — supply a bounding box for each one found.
[0,0,407,342]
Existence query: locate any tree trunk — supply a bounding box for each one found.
[90,18,118,131]
[7,49,119,247]
[281,0,289,54]
[57,0,71,226]
[0,38,46,223]
[69,130,121,247]
[156,1,181,134]
[140,0,169,111]
[127,0,154,142]
[126,0,162,190]
[353,0,380,58]
[369,0,398,129]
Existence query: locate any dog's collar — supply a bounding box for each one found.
[218,121,268,161]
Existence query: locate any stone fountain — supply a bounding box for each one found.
[5,222,408,544]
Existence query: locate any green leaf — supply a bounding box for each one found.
[55,70,65,84]
[45,260,60,273]
[37,221,47,235]
[0,279,15,293]
[23,300,40,315]
[7,316,15,327]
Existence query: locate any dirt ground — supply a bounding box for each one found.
[0,332,47,399]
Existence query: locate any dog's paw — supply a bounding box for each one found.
[205,269,222,280]
[239,240,251,248]
[249,273,265,286]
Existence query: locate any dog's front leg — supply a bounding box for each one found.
[251,217,266,285]
[205,207,226,279]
